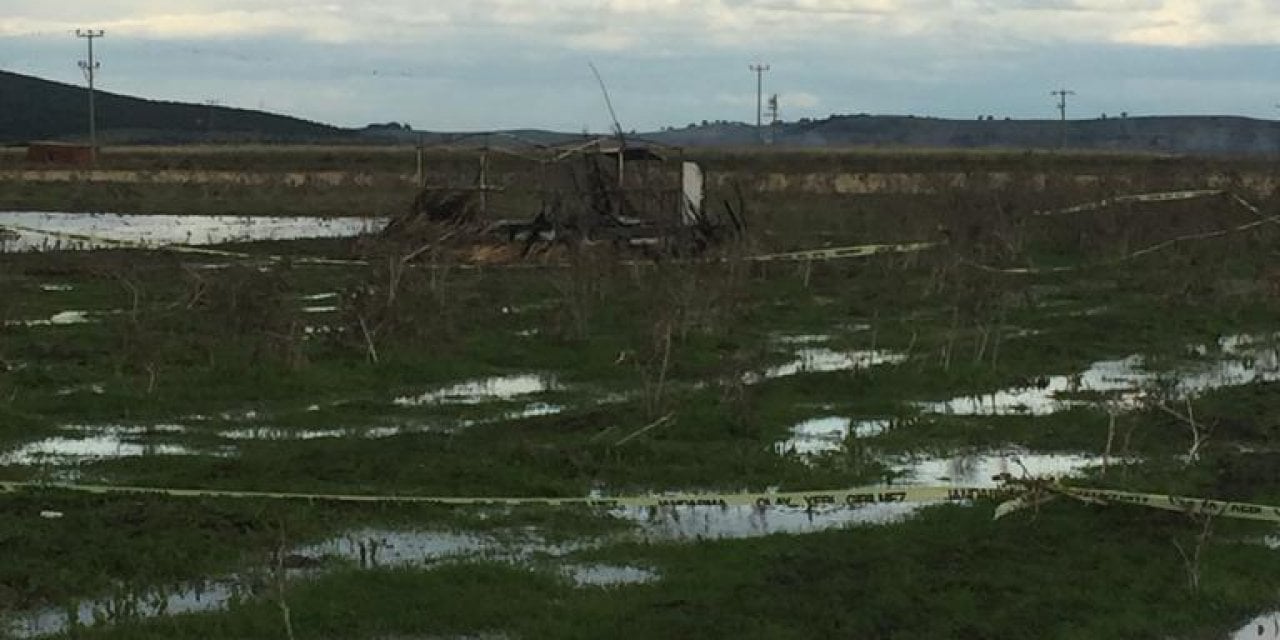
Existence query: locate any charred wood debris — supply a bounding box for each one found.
[368,139,747,264]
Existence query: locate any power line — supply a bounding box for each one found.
[1051,88,1075,149]
[749,62,770,140]
[75,29,105,162]
[1051,88,1076,122]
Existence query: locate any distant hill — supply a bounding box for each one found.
[0,70,341,143]
[358,126,594,148]
[646,114,1280,155]
[6,69,1280,154]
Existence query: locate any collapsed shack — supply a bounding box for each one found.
[373,135,744,263]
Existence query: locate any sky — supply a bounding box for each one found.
[1,1,1279,132]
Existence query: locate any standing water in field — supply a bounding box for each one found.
[886,449,1105,487]
[0,212,384,252]
[619,501,924,541]
[393,374,562,406]
[2,526,622,638]
[775,416,892,456]
[918,333,1280,416]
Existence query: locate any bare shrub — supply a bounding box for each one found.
[338,247,457,362]
[178,262,309,371]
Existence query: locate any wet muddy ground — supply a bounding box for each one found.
[3,199,1280,639]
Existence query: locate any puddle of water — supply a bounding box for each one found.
[504,402,565,420]
[775,417,891,456]
[63,424,189,436]
[54,383,106,396]
[3,490,981,637]
[7,527,581,637]
[217,410,260,421]
[300,292,339,301]
[0,434,230,466]
[562,564,658,587]
[773,334,833,345]
[297,527,591,569]
[220,425,427,441]
[299,529,497,567]
[0,212,383,252]
[6,580,246,639]
[619,502,924,542]
[394,375,561,407]
[39,284,74,292]
[919,333,1280,416]
[301,306,338,314]
[6,311,95,327]
[748,348,907,383]
[1235,612,1280,640]
[219,403,567,441]
[888,449,1104,488]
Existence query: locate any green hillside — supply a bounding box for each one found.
[0,69,342,143]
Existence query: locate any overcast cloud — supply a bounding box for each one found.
[1,1,1278,131]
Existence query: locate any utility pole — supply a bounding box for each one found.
[1051,88,1075,121]
[1051,88,1075,149]
[749,62,770,141]
[76,29,105,162]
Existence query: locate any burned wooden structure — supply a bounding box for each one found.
[382,135,742,261]
[25,142,94,166]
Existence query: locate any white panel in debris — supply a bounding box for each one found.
[681,161,705,225]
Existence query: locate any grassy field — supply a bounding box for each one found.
[2,144,1277,219]
[2,147,1280,638]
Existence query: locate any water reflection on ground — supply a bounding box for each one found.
[751,348,906,383]
[393,375,561,407]
[918,333,1280,417]
[562,564,659,587]
[4,524,647,637]
[0,211,382,252]
[775,416,891,456]
[619,502,923,542]
[0,434,232,466]
[887,449,1105,487]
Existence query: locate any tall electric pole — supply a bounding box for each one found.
[1051,88,1075,149]
[76,29,105,161]
[749,62,770,138]
[1051,88,1075,121]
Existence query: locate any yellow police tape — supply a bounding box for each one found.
[991,476,1280,523]
[1032,189,1229,217]
[4,479,1280,525]
[0,480,998,509]
[1050,486,1280,523]
[0,220,942,266]
[745,242,942,263]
